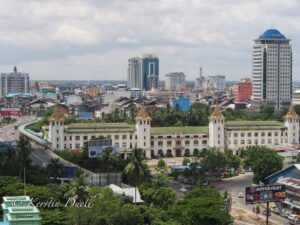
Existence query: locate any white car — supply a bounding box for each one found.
[238,192,243,198]
[179,187,188,192]
[288,214,298,221]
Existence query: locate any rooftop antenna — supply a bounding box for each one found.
[199,67,203,78]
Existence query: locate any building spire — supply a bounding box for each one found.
[49,107,64,121]
[284,104,299,120]
[136,104,151,121]
[209,105,224,120]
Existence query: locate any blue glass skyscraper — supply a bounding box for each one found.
[141,54,159,90]
[127,54,159,90]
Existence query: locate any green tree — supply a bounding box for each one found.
[100,147,117,185]
[183,163,203,184]
[182,157,190,165]
[124,148,147,203]
[170,187,232,225]
[245,146,283,184]
[16,136,32,177]
[157,159,166,168]
[65,170,90,202]
[46,158,64,182]
[140,174,176,209]
[226,154,241,171]
[201,148,227,175]
[256,205,260,219]
[260,105,275,118]
[41,208,74,225]
[0,145,18,176]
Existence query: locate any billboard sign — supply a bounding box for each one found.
[0,108,21,117]
[245,185,286,204]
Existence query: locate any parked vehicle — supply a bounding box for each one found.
[183,179,192,185]
[288,214,299,222]
[289,218,300,225]
[262,209,272,216]
[281,212,289,218]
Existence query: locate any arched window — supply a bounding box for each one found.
[158,149,164,157]
[184,149,190,157]
[175,149,181,157]
[166,149,172,157]
[151,150,155,158]
[193,148,199,156]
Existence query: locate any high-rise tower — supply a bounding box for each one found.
[141,54,159,90]
[127,57,142,89]
[252,29,292,111]
[0,66,30,98]
[127,54,159,90]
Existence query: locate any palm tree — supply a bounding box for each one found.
[16,136,32,177]
[65,170,90,202]
[124,148,146,203]
[47,158,64,182]
[100,147,116,185]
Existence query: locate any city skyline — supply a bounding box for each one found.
[0,1,300,81]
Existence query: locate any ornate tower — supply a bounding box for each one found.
[209,105,225,149]
[48,109,65,150]
[135,105,151,158]
[284,105,300,147]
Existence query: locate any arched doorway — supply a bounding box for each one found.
[176,149,181,157]
[158,149,164,157]
[151,150,155,158]
[184,149,190,157]
[166,149,172,157]
[193,148,199,156]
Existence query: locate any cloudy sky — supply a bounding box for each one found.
[0,0,299,81]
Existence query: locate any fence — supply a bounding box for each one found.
[89,172,122,186]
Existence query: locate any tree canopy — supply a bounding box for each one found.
[244,146,283,184]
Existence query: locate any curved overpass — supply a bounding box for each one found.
[19,119,96,178]
[18,118,50,146]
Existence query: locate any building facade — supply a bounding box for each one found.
[44,105,300,157]
[0,66,29,98]
[165,72,186,91]
[127,57,142,89]
[127,54,159,90]
[234,78,252,102]
[292,90,300,105]
[252,29,292,111]
[208,75,226,92]
[86,86,100,97]
[142,54,159,90]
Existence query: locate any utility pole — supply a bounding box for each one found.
[24,167,26,195]
[266,201,269,225]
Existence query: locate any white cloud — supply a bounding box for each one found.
[117,36,138,44]
[0,0,299,80]
[51,23,97,45]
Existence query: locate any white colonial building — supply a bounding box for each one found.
[44,105,300,158]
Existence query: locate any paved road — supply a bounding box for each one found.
[30,146,74,168]
[214,173,290,225]
[0,116,34,141]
